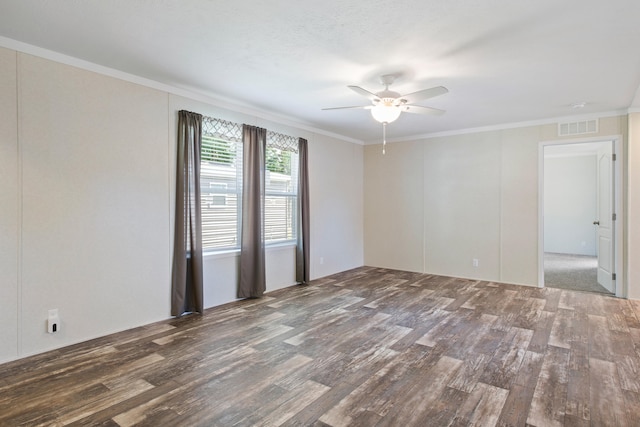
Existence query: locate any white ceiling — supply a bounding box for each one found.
[1,0,640,143]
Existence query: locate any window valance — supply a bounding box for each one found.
[202,116,298,153]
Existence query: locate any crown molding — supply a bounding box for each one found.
[364,109,630,144]
[0,36,363,146]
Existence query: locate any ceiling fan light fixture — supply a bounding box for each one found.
[371,105,401,123]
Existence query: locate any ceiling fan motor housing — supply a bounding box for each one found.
[375,90,402,106]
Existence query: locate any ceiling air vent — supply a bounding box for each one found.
[558,119,598,136]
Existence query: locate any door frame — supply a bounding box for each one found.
[537,135,624,297]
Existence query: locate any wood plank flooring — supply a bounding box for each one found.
[1,266,640,426]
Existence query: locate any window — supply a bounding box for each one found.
[200,135,242,249]
[265,143,299,243]
[200,117,299,251]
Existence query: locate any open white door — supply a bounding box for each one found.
[595,142,615,293]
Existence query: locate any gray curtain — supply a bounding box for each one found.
[171,110,204,316]
[296,138,310,284]
[239,124,266,298]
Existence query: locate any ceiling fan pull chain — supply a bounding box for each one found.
[382,123,387,155]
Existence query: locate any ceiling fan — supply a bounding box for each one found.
[323,74,448,153]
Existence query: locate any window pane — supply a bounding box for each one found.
[265,195,296,242]
[265,147,298,243]
[201,135,241,250]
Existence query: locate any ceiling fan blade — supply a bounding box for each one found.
[348,85,380,101]
[400,86,448,104]
[401,105,446,115]
[321,105,372,111]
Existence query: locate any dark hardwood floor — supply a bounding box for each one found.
[1,267,640,426]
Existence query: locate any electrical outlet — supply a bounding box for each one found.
[47,309,60,334]
[320,257,324,265]
[472,259,479,268]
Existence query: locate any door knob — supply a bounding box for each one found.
[593,221,600,225]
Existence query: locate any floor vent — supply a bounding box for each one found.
[558,119,598,136]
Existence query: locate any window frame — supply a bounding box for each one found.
[264,147,299,245]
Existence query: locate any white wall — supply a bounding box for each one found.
[364,127,538,285]
[544,155,597,256]
[17,54,172,358]
[0,50,364,363]
[308,133,364,279]
[0,47,19,363]
[423,132,502,281]
[364,117,630,291]
[364,141,424,272]
[499,127,540,285]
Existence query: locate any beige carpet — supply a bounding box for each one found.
[544,252,612,294]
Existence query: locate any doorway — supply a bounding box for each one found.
[539,138,622,296]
